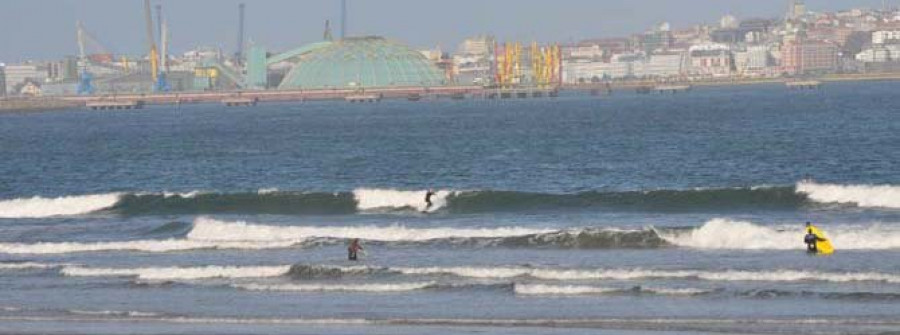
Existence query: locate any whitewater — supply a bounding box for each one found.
[3,217,900,254]
[52,264,900,284]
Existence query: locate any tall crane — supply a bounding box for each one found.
[143,0,167,91]
[76,21,94,95]
[235,3,246,66]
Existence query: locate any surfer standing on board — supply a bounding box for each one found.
[424,189,435,210]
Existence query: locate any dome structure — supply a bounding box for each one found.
[278,36,447,89]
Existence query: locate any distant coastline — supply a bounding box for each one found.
[3,73,900,113]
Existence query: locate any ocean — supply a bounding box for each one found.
[0,81,899,334]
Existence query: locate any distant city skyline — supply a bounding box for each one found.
[0,0,892,62]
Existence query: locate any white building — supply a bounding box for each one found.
[563,52,685,82]
[856,45,900,62]
[634,53,686,77]
[3,64,46,95]
[872,31,900,45]
[568,45,605,60]
[746,45,772,70]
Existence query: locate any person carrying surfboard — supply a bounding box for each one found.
[804,222,832,254]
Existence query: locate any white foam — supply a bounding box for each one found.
[187,217,552,242]
[797,181,900,209]
[68,309,161,317]
[515,284,619,295]
[257,188,279,195]
[514,284,710,296]
[160,191,203,198]
[61,265,291,280]
[353,188,453,212]
[0,193,121,218]
[392,266,900,283]
[0,262,58,270]
[659,218,900,250]
[642,287,712,295]
[233,282,435,293]
[0,239,298,255]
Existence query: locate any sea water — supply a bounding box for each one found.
[0,82,899,334]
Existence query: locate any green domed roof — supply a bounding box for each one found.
[278,36,447,89]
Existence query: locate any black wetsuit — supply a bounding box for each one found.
[804,233,818,253]
[804,229,826,253]
[348,241,363,261]
[425,191,435,209]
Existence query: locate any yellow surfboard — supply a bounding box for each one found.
[807,225,834,255]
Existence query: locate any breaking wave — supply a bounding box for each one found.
[3,182,898,218]
[514,284,711,296]
[354,188,452,213]
[6,216,900,255]
[0,237,299,255]
[187,217,553,242]
[0,193,121,218]
[0,262,60,270]
[658,218,900,250]
[739,289,900,301]
[391,266,900,283]
[232,282,437,293]
[61,265,291,281]
[796,181,900,209]
[72,263,900,284]
[0,184,842,218]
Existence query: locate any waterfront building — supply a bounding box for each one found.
[563,51,685,82]
[278,36,446,89]
[856,44,900,62]
[688,44,734,77]
[454,36,495,85]
[634,52,686,78]
[3,64,46,96]
[781,39,839,74]
[563,59,630,83]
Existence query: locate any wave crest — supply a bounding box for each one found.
[232,282,436,293]
[0,194,121,218]
[61,265,290,281]
[797,181,900,209]
[659,218,900,250]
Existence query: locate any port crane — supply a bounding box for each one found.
[144,0,168,91]
[76,21,95,95]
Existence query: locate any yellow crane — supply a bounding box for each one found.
[143,0,159,86]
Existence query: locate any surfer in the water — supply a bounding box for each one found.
[804,222,825,253]
[348,238,363,261]
[424,189,435,210]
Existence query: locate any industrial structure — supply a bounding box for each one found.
[279,37,446,89]
[8,0,900,107]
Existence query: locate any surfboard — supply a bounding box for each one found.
[807,225,834,255]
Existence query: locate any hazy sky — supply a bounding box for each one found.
[0,0,889,62]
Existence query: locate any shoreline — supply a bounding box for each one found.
[3,73,900,113]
